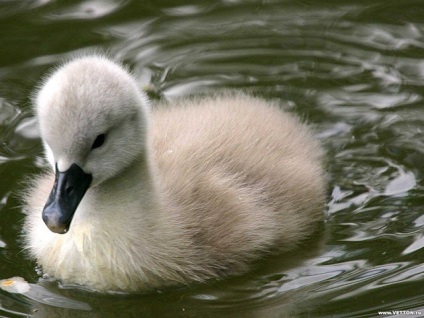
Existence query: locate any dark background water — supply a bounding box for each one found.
[1,0,424,317]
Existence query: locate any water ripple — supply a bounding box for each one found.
[44,0,128,20]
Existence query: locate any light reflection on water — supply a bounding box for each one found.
[1,0,424,317]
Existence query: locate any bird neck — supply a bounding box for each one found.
[86,150,162,227]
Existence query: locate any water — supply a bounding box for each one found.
[1,0,424,317]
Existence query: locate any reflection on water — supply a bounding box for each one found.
[1,0,424,317]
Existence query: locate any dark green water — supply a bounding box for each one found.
[1,0,424,317]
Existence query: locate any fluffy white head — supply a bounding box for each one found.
[35,55,150,186]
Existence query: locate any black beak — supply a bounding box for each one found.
[42,163,92,234]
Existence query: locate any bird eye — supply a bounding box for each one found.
[92,134,106,150]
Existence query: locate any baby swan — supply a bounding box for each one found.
[23,55,326,292]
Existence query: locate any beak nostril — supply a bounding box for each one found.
[66,186,75,195]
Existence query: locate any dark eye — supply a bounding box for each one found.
[92,134,106,150]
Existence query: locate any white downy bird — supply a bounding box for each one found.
[22,55,326,292]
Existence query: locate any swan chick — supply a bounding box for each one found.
[22,55,327,292]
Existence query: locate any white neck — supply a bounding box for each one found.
[85,152,161,229]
